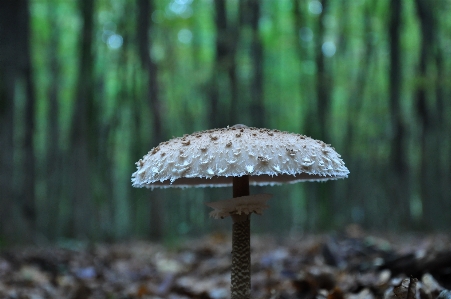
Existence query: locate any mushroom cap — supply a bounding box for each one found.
[132,126,349,188]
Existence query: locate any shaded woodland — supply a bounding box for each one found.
[1,0,451,244]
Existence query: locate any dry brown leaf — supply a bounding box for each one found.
[392,278,419,299]
[327,287,345,299]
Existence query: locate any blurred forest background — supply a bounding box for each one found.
[0,0,450,245]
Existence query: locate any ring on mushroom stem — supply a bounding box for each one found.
[205,193,272,219]
[131,125,349,299]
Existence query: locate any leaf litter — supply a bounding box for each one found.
[1,228,451,299]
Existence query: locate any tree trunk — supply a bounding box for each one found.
[344,2,376,228]
[0,0,35,242]
[209,0,238,128]
[293,0,315,231]
[45,1,62,240]
[137,0,164,240]
[0,48,16,241]
[434,36,451,229]
[210,0,226,128]
[315,0,330,142]
[388,0,410,229]
[293,0,309,61]
[239,0,264,128]
[312,0,333,229]
[413,0,443,229]
[248,0,264,128]
[22,0,37,235]
[70,0,95,239]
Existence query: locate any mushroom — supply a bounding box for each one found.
[131,125,349,299]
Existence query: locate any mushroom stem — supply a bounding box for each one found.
[233,175,250,198]
[231,175,251,299]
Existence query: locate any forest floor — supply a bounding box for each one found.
[1,227,451,299]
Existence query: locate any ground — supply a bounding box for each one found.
[1,229,451,299]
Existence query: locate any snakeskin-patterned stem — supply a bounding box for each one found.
[231,215,250,299]
[231,176,251,299]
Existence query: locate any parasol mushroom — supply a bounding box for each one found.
[131,125,349,299]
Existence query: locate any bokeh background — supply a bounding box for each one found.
[1,0,450,245]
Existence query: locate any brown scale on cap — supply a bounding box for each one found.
[151,147,159,155]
